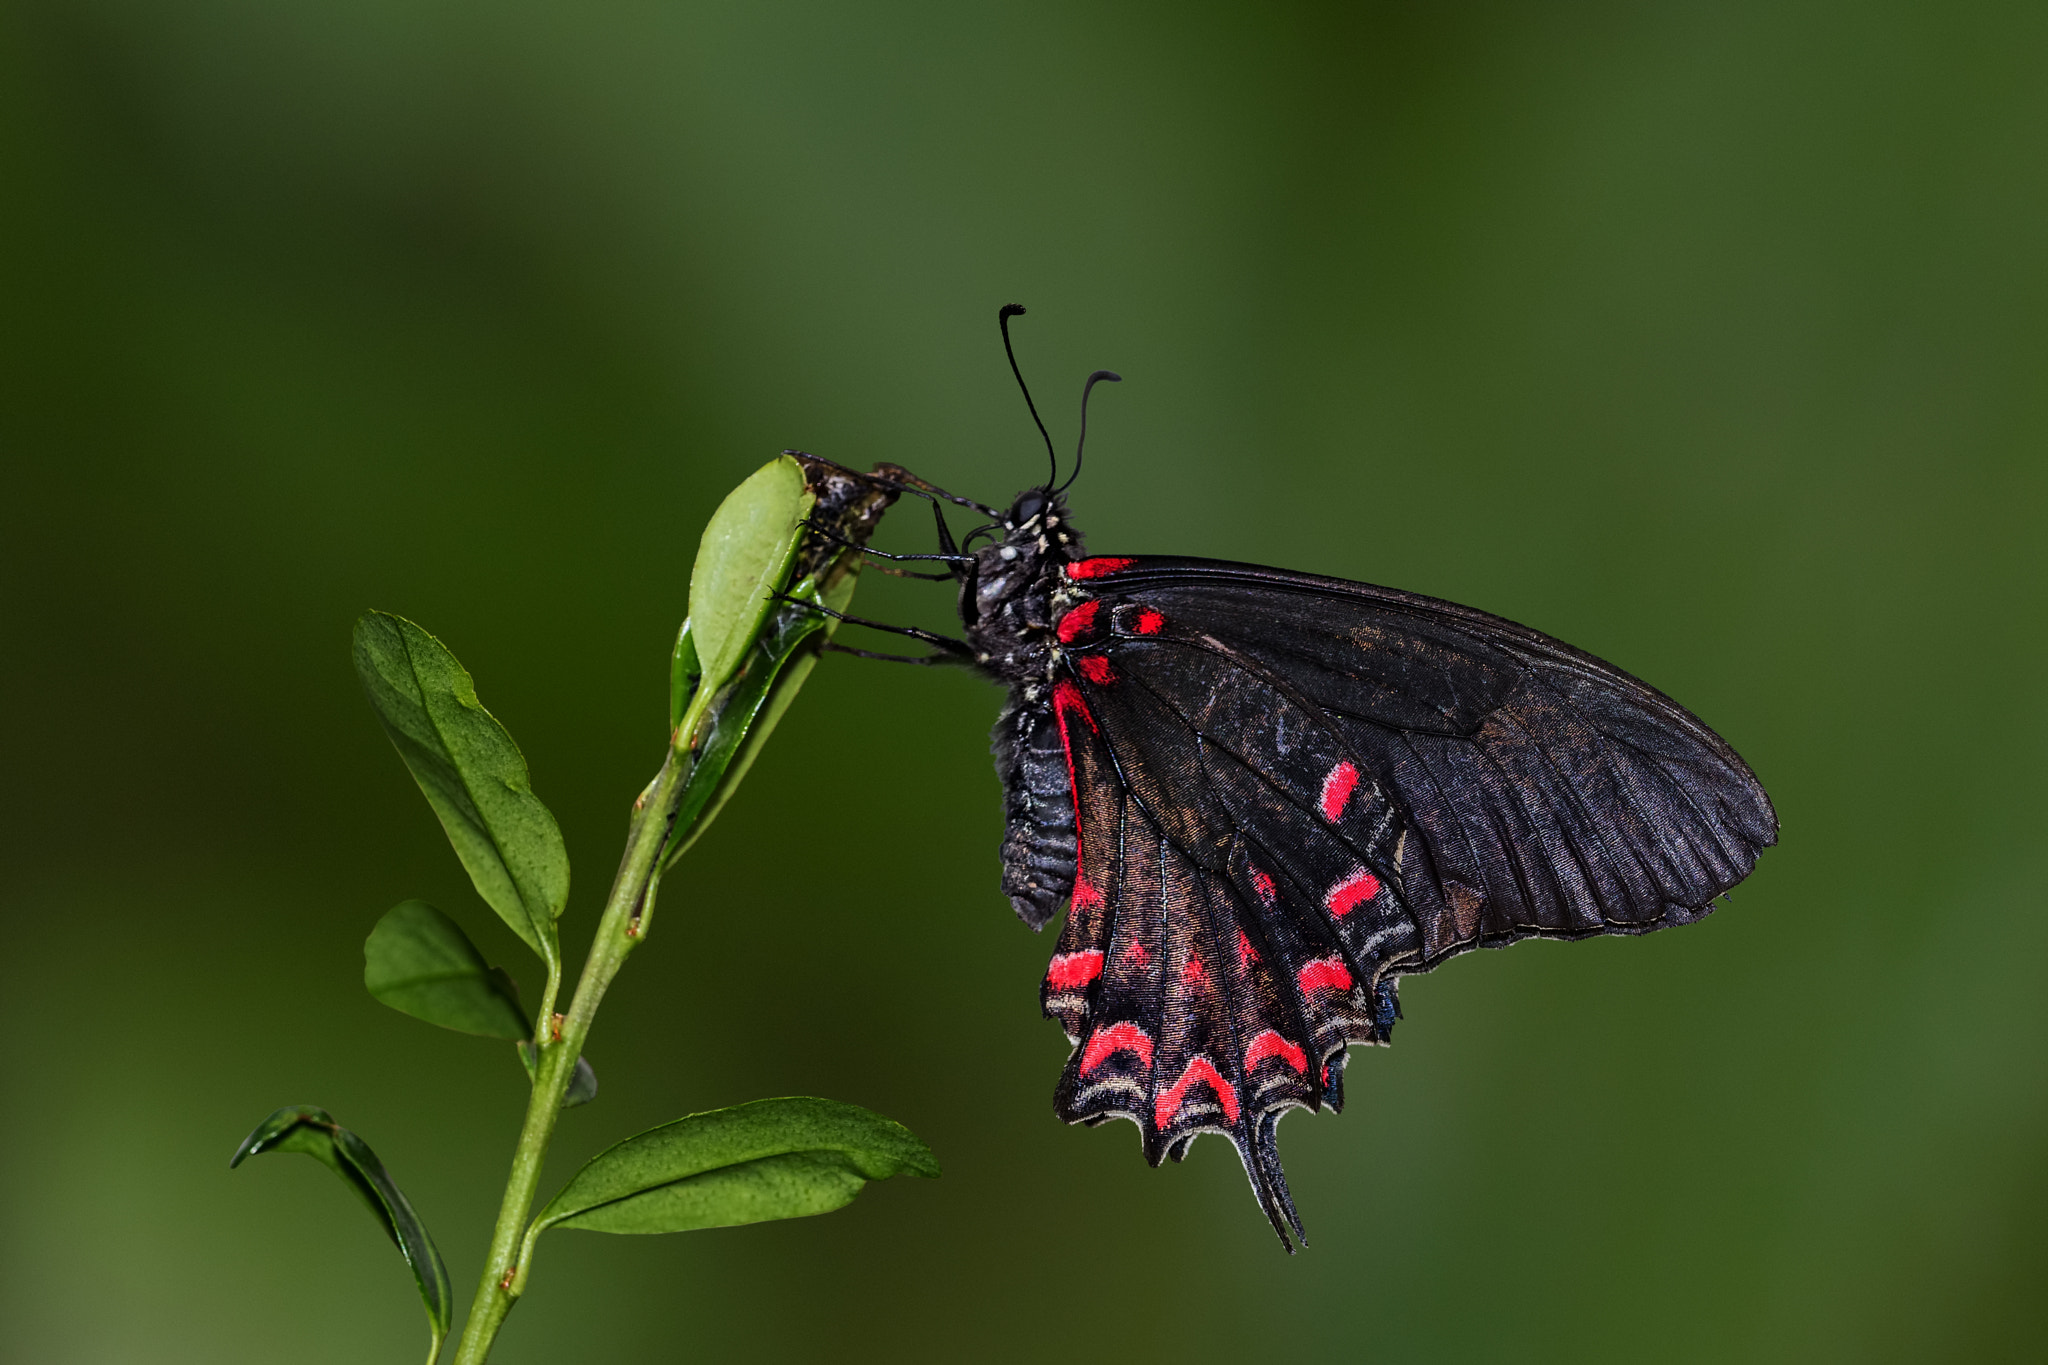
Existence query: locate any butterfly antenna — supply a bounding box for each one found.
[998,304,1060,489]
[1059,369,1121,494]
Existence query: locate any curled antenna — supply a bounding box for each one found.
[1058,369,1121,494]
[998,304,1059,489]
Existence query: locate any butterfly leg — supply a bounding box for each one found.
[821,642,959,666]
[869,564,957,581]
[786,598,978,658]
[801,518,971,567]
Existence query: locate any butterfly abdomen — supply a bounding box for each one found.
[992,696,1077,931]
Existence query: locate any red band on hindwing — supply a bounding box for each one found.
[1065,556,1136,580]
[1077,655,1117,685]
[1320,761,1360,822]
[1155,1056,1240,1127]
[1245,1030,1308,1073]
[1046,950,1103,990]
[1297,956,1354,993]
[1325,868,1380,917]
[1080,1021,1155,1074]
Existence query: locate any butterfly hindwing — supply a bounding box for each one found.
[1035,649,1413,1245]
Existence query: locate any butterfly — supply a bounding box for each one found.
[805,306,1777,1251]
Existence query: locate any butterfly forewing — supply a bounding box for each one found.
[1077,559,1774,960]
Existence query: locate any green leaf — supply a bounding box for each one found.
[529,1097,938,1239]
[232,1105,450,1363]
[518,1043,600,1109]
[353,611,569,971]
[662,457,899,866]
[685,456,811,696]
[364,900,529,1040]
[662,565,856,866]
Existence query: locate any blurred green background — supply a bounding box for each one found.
[5,1,2045,1361]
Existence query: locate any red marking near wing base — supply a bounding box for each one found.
[1045,950,1103,990]
[1055,600,1102,644]
[1325,868,1381,917]
[1319,761,1360,822]
[1133,607,1166,635]
[1249,865,1276,906]
[1077,655,1117,685]
[1049,679,1099,932]
[1237,930,1258,969]
[1052,679,1097,733]
[1065,556,1136,580]
[1297,956,1354,993]
[1245,1030,1308,1073]
[1069,871,1105,911]
[1155,1056,1240,1127]
[1080,1021,1155,1074]
[1180,956,1207,989]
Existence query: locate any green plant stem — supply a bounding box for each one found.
[450,748,686,1365]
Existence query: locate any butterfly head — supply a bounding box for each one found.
[1007,486,1050,529]
[999,484,1075,543]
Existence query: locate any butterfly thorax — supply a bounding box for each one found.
[961,486,1084,688]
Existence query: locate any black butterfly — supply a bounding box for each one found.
[806,306,1776,1251]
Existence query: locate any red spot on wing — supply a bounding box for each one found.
[1155,1056,1240,1127]
[1055,600,1102,643]
[1319,761,1360,822]
[1077,655,1117,685]
[1245,1030,1308,1073]
[1249,865,1276,906]
[1069,871,1105,911]
[1325,868,1381,917]
[1297,956,1354,993]
[1080,1021,1154,1074]
[1065,556,1136,580]
[1133,608,1166,635]
[1236,930,1258,969]
[1180,956,1207,989]
[1045,950,1103,990]
[1124,938,1151,967]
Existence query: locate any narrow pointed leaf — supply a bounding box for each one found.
[518,1043,600,1109]
[685,456,811,696]
[353,611,568,970]
[231,1105,450,1360]
[530,1097,938,1238]
[364,900,529,1039]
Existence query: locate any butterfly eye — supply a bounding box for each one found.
[1010,490,1047,526]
